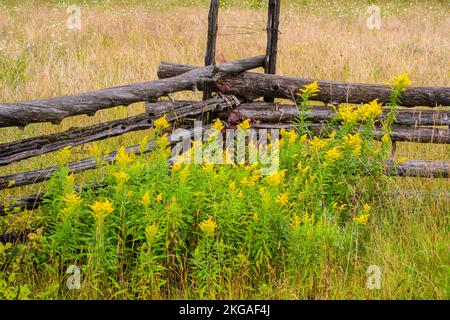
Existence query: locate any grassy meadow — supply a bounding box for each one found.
[0,0,448,299]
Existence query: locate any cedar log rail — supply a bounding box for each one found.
[157,62,450,107]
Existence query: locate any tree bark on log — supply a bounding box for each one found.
[0,56,264,128]
[229,102,449,126]
[250,122,449,144]
[157,62,450,107]
[0,96,242,167]
[385,160,450,178]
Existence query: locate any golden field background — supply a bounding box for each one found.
[0,0,448,298]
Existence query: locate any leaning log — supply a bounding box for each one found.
[230,102,449,126]
[157,62,450,107]
[0,56,264,128]
[0,95,241,166]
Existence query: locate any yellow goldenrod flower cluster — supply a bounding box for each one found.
[63,193,82,206]
[179,165,190,182]
[353,203,371,225]
[359,99,383,119]
[113,170,130,184]
[156,133,170,150]
[342,133,362,156]
[327,131,337,140]
[199,217,217,235]
[291,215,302,228]
[90,200,114,221]
[264,169,286,186]
[362,203,371,213]
[386,72,411,90]
[332,202,347,213]
[154,115,170,130]
[381,133,391,144]
[141,191,150,207]
[60,193,82,217]
[299,134,308,143]
[240,171,260,188]
[337,99,383,123]
[297,162,311,177]
[237,119,251,131]
[173,150,191,167]
[240,177,253,187]
[280,128,297,144]
[308,136,327,150]
[116,146,133,166]
[139,135,149,154]
[290,212,314,228]
[397,156,408,165]
[275,192,290,205]
[155,193,163,202]
[353,214,370,225]
[337,105,358,123]
[58,146,72,163]
[145,224,159,244]
[325,146,342,162]
[299,81,320,97]
[244,162,259,171]
[212,118,224,131]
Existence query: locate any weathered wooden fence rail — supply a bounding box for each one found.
[157,62,450,107]
[0,0,449,225]
[0,95,242,166]
[230,103,449,126]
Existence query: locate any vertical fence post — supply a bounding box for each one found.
[264,0,281,103]
[203,0,220,100]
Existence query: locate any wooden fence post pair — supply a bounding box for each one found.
[203,0,281,102]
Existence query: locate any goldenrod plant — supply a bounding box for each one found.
[0,74,411,299]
